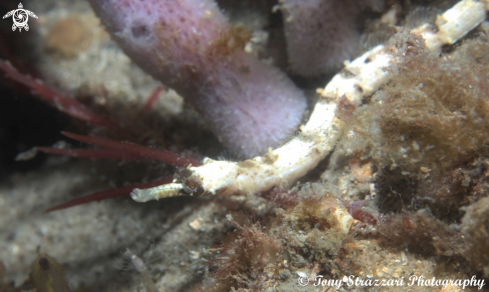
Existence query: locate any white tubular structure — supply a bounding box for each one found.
[132,0,488,202]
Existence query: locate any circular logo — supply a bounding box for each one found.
[13,9,28,27]
[298,276,309,286]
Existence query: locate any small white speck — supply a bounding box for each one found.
[226,214,233,221]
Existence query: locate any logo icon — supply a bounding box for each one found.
[3,3,38,32]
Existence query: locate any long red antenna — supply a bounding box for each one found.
[61,132,202,167]
[46,176,173,212]
[36,147,143,161]
[0,60,118,128]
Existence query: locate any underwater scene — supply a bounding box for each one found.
[0,0,488,291]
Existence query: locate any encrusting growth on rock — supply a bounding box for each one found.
[46,16,93,58]
[205,190,353,291]
[461,196,489,276]
[343,33,489,179]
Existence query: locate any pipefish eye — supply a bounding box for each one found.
[183,178,204,196]
[186,180,197,190]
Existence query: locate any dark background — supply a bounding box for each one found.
[0,0,66,180]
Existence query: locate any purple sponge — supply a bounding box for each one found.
[88,0,307,158]
[280,0,359,76]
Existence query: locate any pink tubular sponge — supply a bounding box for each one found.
[280,0,359,76]
[88,0,307,158]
